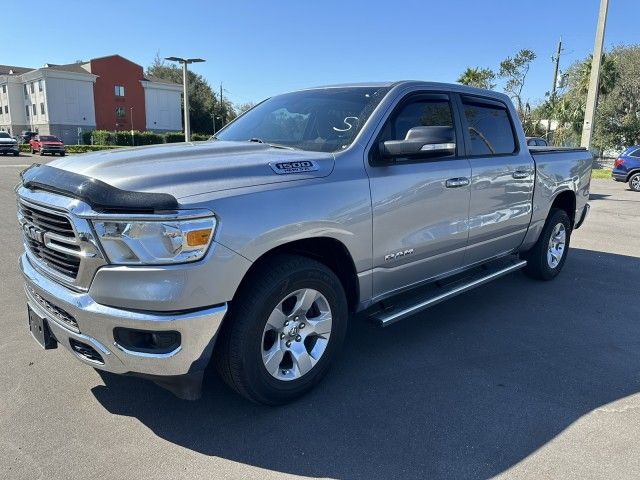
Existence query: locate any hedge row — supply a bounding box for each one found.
[83,130,211,146]
[20,144,124,154]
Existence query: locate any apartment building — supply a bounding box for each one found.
[0,55,182,144]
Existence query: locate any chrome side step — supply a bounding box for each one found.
[372,259,527,327]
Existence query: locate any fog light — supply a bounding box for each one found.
[113,328,181,354]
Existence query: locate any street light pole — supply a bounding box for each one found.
[165,56,206,142]
[130,107,134,146]
[580,0,609,149]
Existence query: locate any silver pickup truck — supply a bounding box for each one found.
[16,81,592,404]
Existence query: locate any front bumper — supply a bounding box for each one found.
[0,144,19,153]
[21,253,227,378]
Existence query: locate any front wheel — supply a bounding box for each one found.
[522,208,572,281]
[629,173,640,192]
[214,255,348,405]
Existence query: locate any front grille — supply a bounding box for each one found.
[18,201,81,278]
[27,285,79,332]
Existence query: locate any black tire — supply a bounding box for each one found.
[13,151,19,156]
[39,150,44,156]
[214,254,348,405]
[30,148,35,154]
[60,152,65,157]
[522,208,572,281]
[629,173,640,192]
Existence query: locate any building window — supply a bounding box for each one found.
[30,83,34,94]
[1,84,5,94]
[116,106,126,119]
[38,80,43,92]
[3,106,7,114]
[24,84,28,98]
[115,85,125,97]
[40,103,45,115]
[25,105,29,117]
[32,104,36,116]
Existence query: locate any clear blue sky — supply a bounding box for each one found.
[1,0,637,106]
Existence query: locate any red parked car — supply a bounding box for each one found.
[29,135,66,156]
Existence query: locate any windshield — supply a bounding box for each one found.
[215,86,390,152]
[0,132,10,139]
[39,135,59,142]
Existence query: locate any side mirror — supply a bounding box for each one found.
[379,126,455,160]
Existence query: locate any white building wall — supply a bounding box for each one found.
[43,75,96,127]
[142,82,182,131]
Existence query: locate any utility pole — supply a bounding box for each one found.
[580,0,609,149]
[165,56,206,142]
[547,37,563,139]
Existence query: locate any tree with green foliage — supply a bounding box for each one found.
[146,55,236,134]
[499,49,537,117]
[457,67,496,90]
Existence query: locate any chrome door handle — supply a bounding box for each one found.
[445,177,470,188]
[512,170,530,179]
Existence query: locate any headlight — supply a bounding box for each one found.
[92,216,216,265]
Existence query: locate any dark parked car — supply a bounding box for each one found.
[19,131,37,144]
[29,135,66,156]
[526,136,549,147]
[612,146,640,192]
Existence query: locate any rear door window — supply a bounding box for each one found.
[461,97,516,156]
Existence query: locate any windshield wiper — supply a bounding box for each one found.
[248,138,298,150]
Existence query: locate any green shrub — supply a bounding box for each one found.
[137,131,164,145]
[82,131,93,144]
[191,133,211,141]
[90,130,114,145]
[65,145,123,153]
[19,144,30,153]
[164,132,184,143]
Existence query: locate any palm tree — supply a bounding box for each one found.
[457,67,496,90]
[576,54,618,96]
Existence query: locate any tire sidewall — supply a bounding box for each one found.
[630,173,640,192]
[237,262,347,403]
[536,210,572,279]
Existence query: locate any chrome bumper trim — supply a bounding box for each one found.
[21,253,227,376]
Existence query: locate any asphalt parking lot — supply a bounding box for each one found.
[1,156,639,480]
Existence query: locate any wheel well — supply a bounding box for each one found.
[240,238,359,313]
[551,190,577,227]
[627,169,640,181]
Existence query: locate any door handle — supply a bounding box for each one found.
[512,170,530,179]
[445,177,470,188]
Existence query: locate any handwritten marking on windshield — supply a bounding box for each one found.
[333,117,359,132]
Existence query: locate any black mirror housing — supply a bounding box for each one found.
[380,126,455,160]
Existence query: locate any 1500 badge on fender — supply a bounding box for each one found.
[269,160,319,174]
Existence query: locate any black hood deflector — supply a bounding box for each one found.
[20,164,179,212]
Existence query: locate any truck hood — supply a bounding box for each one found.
[49,141,335,200]
[0,138,17,144]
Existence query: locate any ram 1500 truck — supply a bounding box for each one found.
[16,82,592,404]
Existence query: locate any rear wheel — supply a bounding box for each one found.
[629,173,640,192]
[214,254,348,405]
[39,149,44,156]
[522,208,572,281]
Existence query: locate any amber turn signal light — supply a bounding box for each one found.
[186,229,212,247]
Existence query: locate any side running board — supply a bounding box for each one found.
[372,259,527,327]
